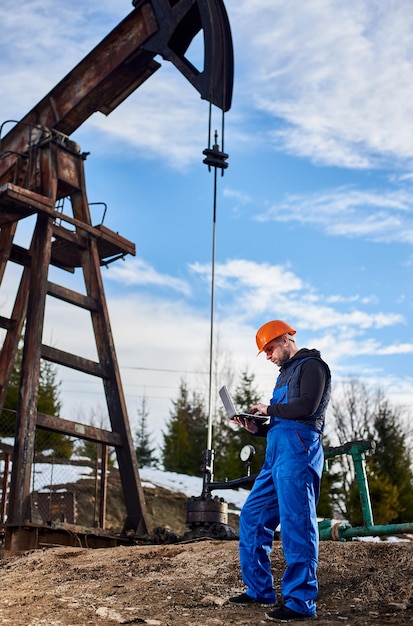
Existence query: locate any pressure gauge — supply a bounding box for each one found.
[240,444,255,463]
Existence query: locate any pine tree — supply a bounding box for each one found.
[35,360,73,458]
[214,369,267,481]
[317,435,344,519]
[346,469,400,526]
[368,402,413,523]
[162,379,207,476]
[328,378,413,524]
[75,407,116,467]
[317,469,337,519]
[135,395,158,468]
[0,342,73,459]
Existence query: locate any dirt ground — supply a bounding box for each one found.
[1,534,413,625]
[0,484,413,625]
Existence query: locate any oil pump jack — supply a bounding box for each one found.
[0,0,233,555]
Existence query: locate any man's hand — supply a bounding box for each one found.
[233,415,259,434]
[249,403,268,415]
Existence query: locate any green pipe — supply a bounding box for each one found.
[323,439,376,529]
[323,440,374,461]
[318,519,351,541]
[342,522,413,539]
[319,518,413,541]
[351,448,374,527]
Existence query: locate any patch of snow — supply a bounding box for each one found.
[139,467,249,510]
[32,463,93,491]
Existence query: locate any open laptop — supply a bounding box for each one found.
[219,385,269,424]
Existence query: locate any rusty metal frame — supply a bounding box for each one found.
[0,138,151,555]
[0,0,233,555]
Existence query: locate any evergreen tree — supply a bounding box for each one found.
[75,406,116,467]
[317,468,337,519]
[368,402,413,523]
[214,369,266,481]
[162,379,207,476]
[135,395,158,468]
[35,360,73,458]
[317,435,345,519]
[346,468,400,526]
[0,347,22,436]
[0,342,73,458]
[328,378,413,524]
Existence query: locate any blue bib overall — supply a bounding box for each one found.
[238,357,328,616]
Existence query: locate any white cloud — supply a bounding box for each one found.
[188,259,404,339]
[0,0,210,170]
[223,188,253,205]
[82,65,211,169]
[222,187,255,217]
[5,0,413,171]
[0,0,121,120]
[256,187,413,244]
[230,0,413,168]
[326,294,378,305]
[375,342,413,356]
[105,257,191,296]
[190,258,304,318]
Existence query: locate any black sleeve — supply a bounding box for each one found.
[266,359,327,420]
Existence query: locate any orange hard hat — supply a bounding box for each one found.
[256,320,296,355]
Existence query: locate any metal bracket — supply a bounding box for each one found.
[140,0,233,111]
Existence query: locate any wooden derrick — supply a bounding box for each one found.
[0,0,233,555]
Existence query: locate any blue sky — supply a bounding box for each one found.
[1,0,413,451]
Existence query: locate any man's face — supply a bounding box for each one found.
[263,335,290,366]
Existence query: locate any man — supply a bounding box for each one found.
[229,320,331,622]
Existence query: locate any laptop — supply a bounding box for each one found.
[219,385,269,424]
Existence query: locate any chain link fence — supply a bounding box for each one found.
[0,428,127,534]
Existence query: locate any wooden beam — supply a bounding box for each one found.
[47,281,99,312]
[0,315,14,330]
[41,344,107,378]
[0,182,54,217]
[7,213,53,524]
[36,412,122,446]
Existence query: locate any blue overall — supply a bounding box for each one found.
[238,357,329,616]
